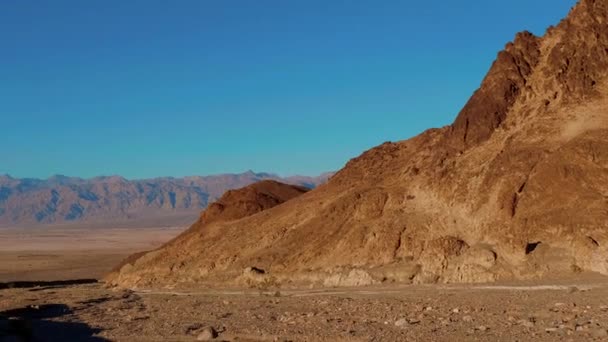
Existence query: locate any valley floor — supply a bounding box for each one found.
[3,277,608,341]
[0,227,184,282]
[2,227,608,341]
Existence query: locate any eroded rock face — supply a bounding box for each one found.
[109,0,608,289]
[450,31,541,147]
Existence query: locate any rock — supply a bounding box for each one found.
[476,326,488,332]
[462,315,473,322]
[323,269,376,287]
[545,327,558,333]
[408,318,421,325]
[196,327,218,341]
[184,323,203,335]
[452,308,460,314]
[591,328,608,338]
[518,319,535,328]
[394,318,408,328]
[567,286,579,294]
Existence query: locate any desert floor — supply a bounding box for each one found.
[3,278,608,341]
[0,226,184,282]
[3,228,608,341]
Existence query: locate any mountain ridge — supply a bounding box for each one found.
[0,171,332,227]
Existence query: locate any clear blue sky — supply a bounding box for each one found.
[0,0,576,179]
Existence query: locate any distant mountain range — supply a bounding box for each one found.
[0,171,333,227]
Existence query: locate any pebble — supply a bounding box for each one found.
[545,327,558,333]
[462,315,473,322]
[476,325,488,332]
[184,323,203,334]
[452,308,460,314]
[196,326,218,341]
[518,319,535,328]
[394,318,408,328]
[591,328,608,338]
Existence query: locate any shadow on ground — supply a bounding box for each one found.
[0,279,98,290]
[0,303,108,341]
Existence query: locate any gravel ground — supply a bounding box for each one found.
[2,277,608,341]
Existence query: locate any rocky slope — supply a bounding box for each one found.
[0,171,331,227]
[109,0,608,288]
[112,180,310,276]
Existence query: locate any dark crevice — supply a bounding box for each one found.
[248,267,265,274]
[517,181,527,193]
[525,241,542,255]
[587,236,600,247]
[510,193,520,217]
[463,118,470,143]
[393,226,408,259]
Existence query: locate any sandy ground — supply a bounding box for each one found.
[3,277,608,341]
[3,228,608,341]
[0,227,184,282]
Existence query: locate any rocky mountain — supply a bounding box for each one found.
[109,0,608,288]
[112,180,310,274]
[0,171,332,227]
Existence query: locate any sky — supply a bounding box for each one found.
[0,0,577,179]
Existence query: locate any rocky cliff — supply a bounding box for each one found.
[109,0,608,288]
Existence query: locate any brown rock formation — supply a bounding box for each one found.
[108,0,608,288]
[196,180,310,226]
[110,180,308,276]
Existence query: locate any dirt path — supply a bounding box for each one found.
[133,278,607,298]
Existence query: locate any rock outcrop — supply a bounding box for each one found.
[109,180,309,283]
[109,0,608,288]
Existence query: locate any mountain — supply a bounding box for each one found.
[112,180,310,274]
[109,0,608,288]
[0,171,332,227]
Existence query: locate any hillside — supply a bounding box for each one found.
[109,0,608,288]
[0,171,331,227]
